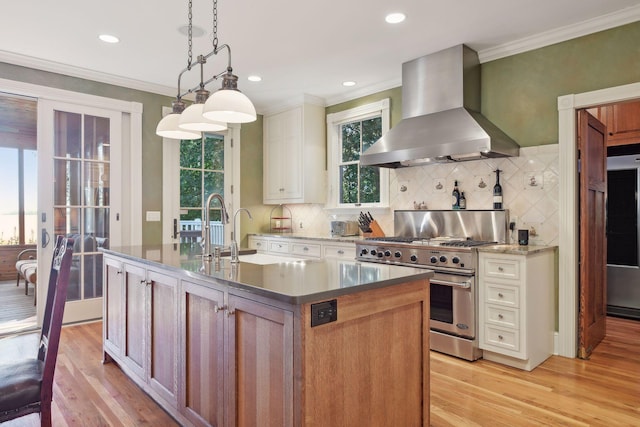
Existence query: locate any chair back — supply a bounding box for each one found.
[38,236,74,402]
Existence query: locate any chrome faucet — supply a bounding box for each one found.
[202,193,229,259]
[230,208,252,263]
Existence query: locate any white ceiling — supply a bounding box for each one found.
[2,1,640,114]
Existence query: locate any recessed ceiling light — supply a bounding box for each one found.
[248,75,262,82]
[385,12,406,24]
[98,34,120,44]
[342,81,356,87]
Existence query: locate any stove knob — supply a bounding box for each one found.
[410,254,418,262]
[452,256,460,264]
[370,250,377,256]
[439,255,448,263]
[384,250,391,257]
[394,251,402,258]
[360,249,369,256]
[377,251,384,258]
[430,256,438,264]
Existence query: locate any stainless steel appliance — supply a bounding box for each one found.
[330,220,359,237]
[360,45,519,168]
[355,210,509,361]
[606,155,640,319]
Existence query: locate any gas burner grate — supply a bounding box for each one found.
[364,236,416,243]
[439,240,496,247]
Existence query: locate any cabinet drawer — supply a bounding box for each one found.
[323,245,356,259]
[249,238,268,252]
[291,242,321,258]
[486,284,519,308]
[484,258,520,280]
[484,325,519,352]
[485,305,518,329]
[269,241,290,254]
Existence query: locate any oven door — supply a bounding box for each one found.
[430,272,475,339]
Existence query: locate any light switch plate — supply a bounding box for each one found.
[146,211,161,222]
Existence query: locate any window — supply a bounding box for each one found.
[179,133,225,244]
[327,99,390,209]
[0,147,37,246]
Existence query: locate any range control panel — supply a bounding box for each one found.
[356,244,474,271]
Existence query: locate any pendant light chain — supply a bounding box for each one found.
[212,0,218,51]
[187,0,193,69]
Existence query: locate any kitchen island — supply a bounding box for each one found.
[101,244,432,427]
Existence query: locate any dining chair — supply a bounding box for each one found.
[0,235,74,427]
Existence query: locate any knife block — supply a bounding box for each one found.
[363,220,385,238]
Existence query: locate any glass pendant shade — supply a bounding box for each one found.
[156,113,201,140]
[179,103,228,132]
[203,89,257,123]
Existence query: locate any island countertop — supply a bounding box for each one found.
[102,244,433,304]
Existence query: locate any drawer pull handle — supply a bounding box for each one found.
[498,293,504,298]
[303,247,309,251]
[214,304,227,313]
[498,314,504,319]
[337,250,344,255]
[256,242,262,247]
[226,308,236,317]
[498,266,504,272]
[498,335,504,340]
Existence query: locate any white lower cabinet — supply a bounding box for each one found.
[478,248,555,371]
[248,235,355,261]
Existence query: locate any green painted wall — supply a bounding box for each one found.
[2,20,639,246]
[482,21,640,147]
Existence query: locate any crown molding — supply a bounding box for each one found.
[478,4,640,63]
[0,50,177,98]
[324,78,401,108]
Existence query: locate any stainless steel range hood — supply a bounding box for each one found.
[360,44,519,168]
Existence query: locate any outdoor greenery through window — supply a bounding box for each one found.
[339,116,382,204]
[179,133,225,243]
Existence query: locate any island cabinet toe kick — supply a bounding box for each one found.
[102,249,431,427]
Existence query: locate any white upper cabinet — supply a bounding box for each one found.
[263,99,325,204]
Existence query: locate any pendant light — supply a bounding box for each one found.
[156,0,256,140]
[178,58,228,132]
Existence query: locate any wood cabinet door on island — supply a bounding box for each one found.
[147,269,179,406]
[227,294,294,427]
[123,262,147,379]
[103,257,124,359]
[180,280,226,427]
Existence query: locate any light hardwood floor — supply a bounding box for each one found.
[2,317,638,426]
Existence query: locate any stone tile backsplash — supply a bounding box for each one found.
[282,145,559,246]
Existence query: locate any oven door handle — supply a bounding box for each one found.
[430,279,471,289]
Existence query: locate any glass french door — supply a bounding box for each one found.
[38,100,122,323]
[162,123,238,246]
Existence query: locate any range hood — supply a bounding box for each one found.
[360,45,519,168]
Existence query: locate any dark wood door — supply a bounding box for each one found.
[578,110,607,359]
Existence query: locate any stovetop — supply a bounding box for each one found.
[360,236,496,248]
[356,236,498,272]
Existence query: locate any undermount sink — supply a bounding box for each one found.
[222,253,304,265]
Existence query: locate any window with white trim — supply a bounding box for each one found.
[327,99,390,209]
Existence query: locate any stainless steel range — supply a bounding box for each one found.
[356,210,509,361]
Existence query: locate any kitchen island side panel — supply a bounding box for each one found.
[301,279,430,427]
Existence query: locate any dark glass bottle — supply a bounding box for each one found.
[459,191,466,209]
[452,180,460,209]
[493,169,503,209]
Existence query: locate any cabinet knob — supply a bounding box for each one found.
[226,308,236,317]
[498,293,504,298]
[116,270,122,275]
[498,314,504,319]
[498,266,504,272]
[214,304,227,313]
[256,242,262,247]
[498,335,504,340]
